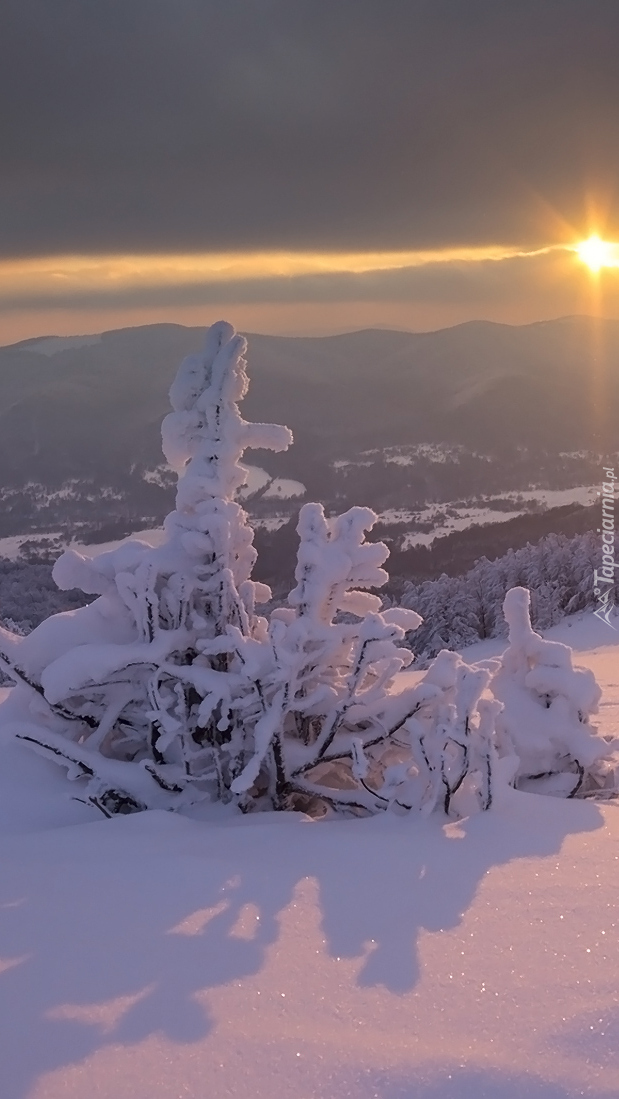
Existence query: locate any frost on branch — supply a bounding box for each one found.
[0,321,540,819]
[0,322,292,814]
[198,498,502,818]
[490,586,618,797]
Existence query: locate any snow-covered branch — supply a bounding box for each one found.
[5,323,615,820]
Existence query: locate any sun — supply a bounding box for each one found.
[575,235,619,272]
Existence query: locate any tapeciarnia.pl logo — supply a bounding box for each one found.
[593,466,617,629]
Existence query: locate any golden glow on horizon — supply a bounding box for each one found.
[575,235,619,272]
[0,243,558,301]
[3,238,618,346]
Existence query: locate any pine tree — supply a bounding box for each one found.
[0,322,293,813]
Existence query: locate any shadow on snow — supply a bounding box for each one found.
[0,792,604,1098]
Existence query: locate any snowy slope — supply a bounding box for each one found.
[0,614,617,1099]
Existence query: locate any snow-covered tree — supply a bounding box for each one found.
[0,321,514,819]
[2,321,614,819]
[490,587,617,796]
[0,322,293,813]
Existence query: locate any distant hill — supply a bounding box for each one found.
[0,316,616,540]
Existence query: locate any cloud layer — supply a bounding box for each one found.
[2,0,619,256]
[3,246,617,346]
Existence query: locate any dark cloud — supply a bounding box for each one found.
[2,0,619,255]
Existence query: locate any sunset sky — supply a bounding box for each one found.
[2,0,619,342]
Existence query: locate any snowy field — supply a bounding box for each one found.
[375,487,601,549]
[0,613,617,1099]
[0,484,598,562]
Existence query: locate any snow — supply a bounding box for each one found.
[387,454,418,466]
[399,487,599,548]
[490,590,608,786]
[458,608,619,662]
[332,459,374,469]
[0,615,618,1098]
[0,531,66,561]
[384,444,466,466]
[373,487,600,547]
[236,464,273,498]
[252,515,291,531]
[0,527,165,564]
[0,528,170,563]
[21,334,102,357]
[457,612,619,745]
[0,485,596,563]
[402,507,524,548]
[375,508,416,525]
[142,465,175,488]
[513,486,599,508]
[0,316,615,1094]
[263,477,306,499]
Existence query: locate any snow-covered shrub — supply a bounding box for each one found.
[377,651,501,817]
[227,506,498,816]
[490,587,617,797]
[0,320,507,819]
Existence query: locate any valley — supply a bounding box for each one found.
[0,317,615,586]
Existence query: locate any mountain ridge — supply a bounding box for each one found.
[4,312,617,353]
[0,316,616,547]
